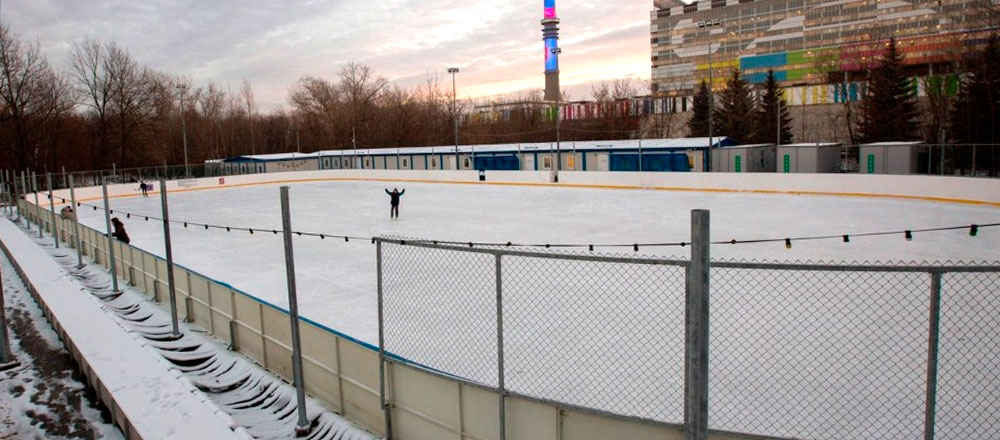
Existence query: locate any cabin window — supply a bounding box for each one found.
[402,158,409,167]
[543,156,552,169]
[431,158,438,167]
[464,158,470,168]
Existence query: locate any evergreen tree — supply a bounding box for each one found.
[687,81,711,137]
[858,38,919,142]
[950,34,1000,145]
[714,69,756,143]
[754,69,793,144]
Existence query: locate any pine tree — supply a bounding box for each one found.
[754,69,793,144]
[714,69,756,143]
[858,38,919,142]
[687,81,711,137]
[950,34,1000,145]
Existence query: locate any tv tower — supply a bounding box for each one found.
[542,0,560,102]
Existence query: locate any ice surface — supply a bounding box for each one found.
[71,180,1000,344]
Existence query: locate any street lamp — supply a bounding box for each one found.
[448,67,460,170]
[550,47,562,183]
[176,83,190,178]
[698,19,722,171]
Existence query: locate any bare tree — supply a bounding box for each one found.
[199,81,226,158]
[0,25,72,170]
[288,76,341,147]
[240,79,256,155]
[69,38,115,169]
[106,43,158,166]
[339,62,387,148]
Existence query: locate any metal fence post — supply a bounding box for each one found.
[69,176,84,268]
[0,263,20,370]
[377,238,393,439]
[971,145,977,176]
[18,172,25,224]
[940,146,945,175]
[280,186,311,437]
[159,177,181,338]
[32,172,42,238]
[47,173,59,248]
[685,209,710,440]
[496,252,506,440]
[923,271,943,440]
[1,170,7,215]
[101,177,121,293]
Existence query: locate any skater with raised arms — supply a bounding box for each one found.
[385,187,405,219]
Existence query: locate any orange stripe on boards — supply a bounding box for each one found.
[54,176,1000,208]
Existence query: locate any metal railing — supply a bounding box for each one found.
[377,238,999,440]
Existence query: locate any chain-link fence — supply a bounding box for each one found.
[377,238,999,440]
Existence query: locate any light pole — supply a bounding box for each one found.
[448,67,460,170]
[550,47,562,183]
[176,83,190,178]
[699,19,722,171]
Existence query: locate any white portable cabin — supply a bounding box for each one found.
[858,142,926,174]
[221,152,321,174]
[776,143,842,173]
[713,144,776,173]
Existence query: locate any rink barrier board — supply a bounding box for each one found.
[29,169,1000,208]
[1,214,246,439]
[15,198,778,440]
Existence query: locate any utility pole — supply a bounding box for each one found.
[448,67,460,170]
[176,83,190,179]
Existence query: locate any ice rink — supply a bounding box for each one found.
[72,179,999,343]
[70,179,999,438]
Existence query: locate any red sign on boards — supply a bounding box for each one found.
[219,178,225,185]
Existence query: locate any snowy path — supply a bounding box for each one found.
[0,237,122,440]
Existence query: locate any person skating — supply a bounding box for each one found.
[138,181,149,197]
[110,217,130,244]
[385,187,405,219]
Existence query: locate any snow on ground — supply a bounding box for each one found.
[0,239,123,440]
[67,179,1000,439]
[2,215,377,440]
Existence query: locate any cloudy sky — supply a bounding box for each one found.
[3,1,654,110]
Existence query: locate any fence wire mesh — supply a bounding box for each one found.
[937,271,1000,440]
[710,266,930,439]
[379,238,999,440]
[381,241,499,386]
[502,250,688,420]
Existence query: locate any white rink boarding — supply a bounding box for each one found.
[16,169,1000,440]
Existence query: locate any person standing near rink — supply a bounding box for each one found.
[385,188,405,219]
[110,217,130,244]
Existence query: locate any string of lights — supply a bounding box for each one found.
[43,193,999,252]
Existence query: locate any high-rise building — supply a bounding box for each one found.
[650,0,999,99]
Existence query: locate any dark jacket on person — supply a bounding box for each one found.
[111,218,130,244]
[385,189,405,206]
